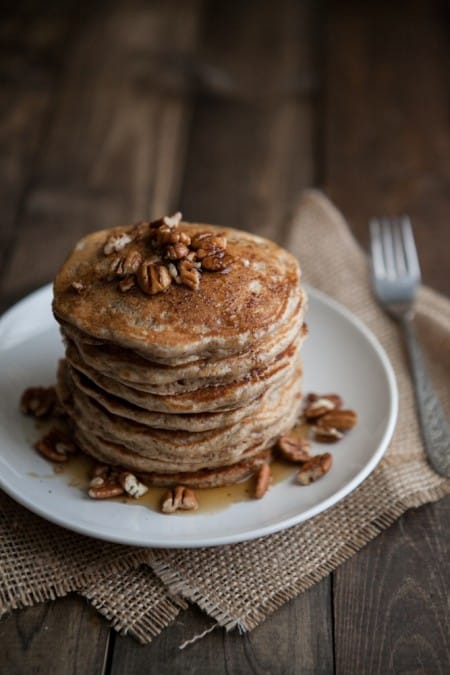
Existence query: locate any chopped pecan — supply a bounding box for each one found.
[317,409,358,431]
[137,261,172,295]
[103,232,133,256]
[178,260,201,290]
[119,472,148,498]
[312,426,343,443]
[150,211,182,230]
[296,453,333,485]
[35,428,78,463]
[118,277,135,292]
[277,433,311,462]
[254,463,271,498]
[21,386,57,418]
[71,281,85,294]
[306,393,343,408]
[161,486,198,513]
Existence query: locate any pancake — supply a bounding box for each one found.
[53,222,302,361]
[52,216,307,488]
[60,298,307,388]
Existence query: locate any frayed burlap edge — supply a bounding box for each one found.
[151,481,450,633]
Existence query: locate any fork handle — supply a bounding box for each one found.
[401,316,450,477]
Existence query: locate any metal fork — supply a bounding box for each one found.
[370,215,450,477]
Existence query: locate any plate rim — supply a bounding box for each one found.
[0,283,398,548]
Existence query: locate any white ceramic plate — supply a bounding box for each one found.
[0,284,397,548]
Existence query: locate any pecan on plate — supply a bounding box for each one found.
[296,453,333,485]
[35,428,78,463]
[317,409,358,431]
[277,433,311,462]
[161,486,198,513]
[119,472,148,498]
[312,426,343,443]
[254,463,271,499]
[21,386,57,418]
[304,396,341,420]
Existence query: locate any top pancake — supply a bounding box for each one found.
[53,222,302,361]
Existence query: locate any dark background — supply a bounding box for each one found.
[1,1,449,673]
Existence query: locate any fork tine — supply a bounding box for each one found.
[392,217,407,275]
[380,217,396,279]
[400,215,421,281]
[369,218,386,278]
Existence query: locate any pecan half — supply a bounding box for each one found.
[201,252,233,272]
[119,472,148,498]
[88,484,125,499]
[254,463,271,498]
[317,409,358,431]
[21,386,57,418]
[137,261,172,295]
[296,453,333,485]
[306,393,343,408]
[35,428,78,463]
[161,486,199,513]
[277,433,311,462]
[178,260,201,290]
[165,242,189,260]
[312,426,343,443]
[304,397,339,420]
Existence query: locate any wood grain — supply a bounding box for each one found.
[112,583,333,675]
[333,499,450,674]
[324,0,450,296]
[2,595,110,675]
[0,0,202,305]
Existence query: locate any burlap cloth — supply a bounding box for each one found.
[1,191,449,643]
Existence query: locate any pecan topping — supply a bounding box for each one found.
[254,463,271,498]
[317,409,358,431]
[71,281,85,294]
[277,433,311,462]
[103,232,133,256]
[296,453,333,485]
[306,393,343,408]
[137,261,172,295]
[150,211,182,230]
[21,386,57,418]
[161,486,199,513]
[35,428,78,463]
[165,242,189,260]
[118,277,135,292]
[312,426,343,443]
[201,252,233,272]
[178,260,201,290]
[119,472,148,498]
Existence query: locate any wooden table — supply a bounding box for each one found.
[1,1,449,672]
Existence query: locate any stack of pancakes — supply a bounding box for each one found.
[53,218,308,487]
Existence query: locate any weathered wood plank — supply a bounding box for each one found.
[112,582,333,675]
[0,0,80,278]
[0,0,202,305]
[325,1,450,672]
[0,0,201,672]
[112,0,332,671]
[2,595,110,675]
[324,0,450,296]
[333,499,450,674]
